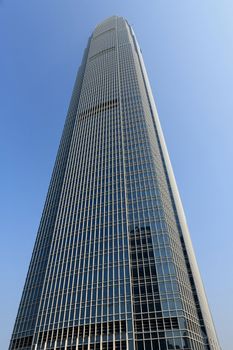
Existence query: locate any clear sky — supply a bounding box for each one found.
[1,1,232,349]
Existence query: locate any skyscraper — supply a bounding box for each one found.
[10,16,220,350]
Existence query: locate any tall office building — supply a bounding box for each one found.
[10,16,219,350]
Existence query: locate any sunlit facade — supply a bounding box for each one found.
[10,16,220,350]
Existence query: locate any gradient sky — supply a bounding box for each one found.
[1,1,232,349]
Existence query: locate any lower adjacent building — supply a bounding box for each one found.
[10,16,220,350]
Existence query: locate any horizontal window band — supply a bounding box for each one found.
[78,99,118,120]
[89,46,115,61]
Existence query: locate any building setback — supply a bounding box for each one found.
[10,16,220,350]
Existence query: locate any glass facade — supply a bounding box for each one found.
[9,16,220,350]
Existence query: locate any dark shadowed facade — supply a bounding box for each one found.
[10,16,220,350]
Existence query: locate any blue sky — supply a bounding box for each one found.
[1,1,232,349]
